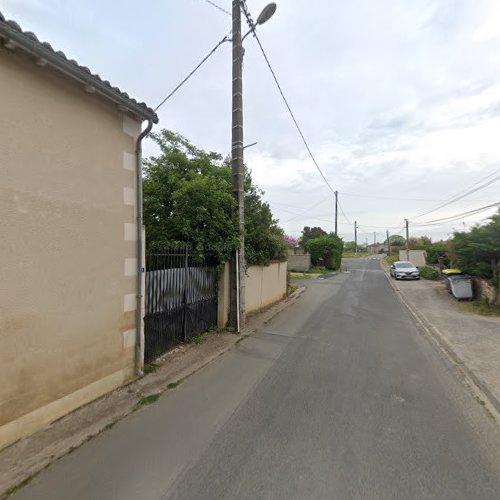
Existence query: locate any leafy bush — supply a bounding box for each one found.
[306,234,344,270]
[385,256,399,266]
[299,227,327,248]
[419,266,440,280]
[425,242,450,266]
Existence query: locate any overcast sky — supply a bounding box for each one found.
[3,0,500,243]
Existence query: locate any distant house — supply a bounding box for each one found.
[0,12,158,450]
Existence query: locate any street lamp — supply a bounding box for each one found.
[242,2,277,41]
[257,3,277,25]
[231,1,276,332]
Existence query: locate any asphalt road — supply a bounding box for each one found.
[13,257,500,499]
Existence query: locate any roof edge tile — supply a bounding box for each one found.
[0,10,158,124]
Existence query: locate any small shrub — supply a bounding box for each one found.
[385,256,399,266]
[458,300,500,317]
[306,234,343,270]
[144,363,160,374]
[419,266,440,280]
[138,394,161,405]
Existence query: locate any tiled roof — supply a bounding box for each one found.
[0,10,158,123]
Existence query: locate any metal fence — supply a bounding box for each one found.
[144,246,218,363]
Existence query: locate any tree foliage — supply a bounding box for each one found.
[143,130,286,266]
[306,234,344,270]
[344,241,357,253]
[284,235,299,248]
[244,174,287,266]
[408,236,431,250]
[425,242,451,266]
[388,234,406,246]
[452,211,500,293]
[299,226,327,248]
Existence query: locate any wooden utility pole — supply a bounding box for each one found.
[334,191,338,236]
[386,229,390,256]
[230,0,245,330]
[405,219,410,262]
[354,220,358,254]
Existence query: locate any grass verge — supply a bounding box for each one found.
[419,266,440,280]
[457,300,500,317]
[384,256,399,266]
[138,393,161,406]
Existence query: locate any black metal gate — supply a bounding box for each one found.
[144,246,218,363]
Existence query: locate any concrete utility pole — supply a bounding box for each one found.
[229,2,276,332]
[230,0,245,331]
[405,219,410,262]
[386,229,390,256]
[373,232,376,253]
[354,220,358,254]
[334,191,338,236]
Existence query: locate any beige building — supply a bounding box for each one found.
[0,13,158,450]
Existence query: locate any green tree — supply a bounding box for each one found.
[143,130,238,262]
[143,129,286,266]
[244,174,287,266]
[408,236,431,250]
[344,241,357,253]
[299,226,327,248]
[306,234,344,270]
[452,211,500,299]
[389,234,406,246]
[425,241,451,265]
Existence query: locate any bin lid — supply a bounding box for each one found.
[442,268,462,275]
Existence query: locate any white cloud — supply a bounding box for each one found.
[3,0,500,242]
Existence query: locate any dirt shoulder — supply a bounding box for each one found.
[0,287,305,498]
[381,259,500,422]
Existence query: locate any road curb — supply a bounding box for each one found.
[381,263,500,422]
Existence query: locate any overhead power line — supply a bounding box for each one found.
[337,199,351,225]
[154,33,230,112]
[412,202,500,227]
[409,168,500,220]
[240,3,337,196]
[281,195,332,223]
[341,192,496,203]
[202,0,231,16]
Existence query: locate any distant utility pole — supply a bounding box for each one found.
[354,220,358,254]
[334,191,338,236]
[405,219,410,261]
[373,232,376,253]
[386,229,390,256]
[230,0,245,331]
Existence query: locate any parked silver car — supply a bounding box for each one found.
[390,261,420,280]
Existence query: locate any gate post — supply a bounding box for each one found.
[182,246,189,342]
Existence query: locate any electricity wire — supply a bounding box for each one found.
[411,202,500,227]
[240,2,337,196]
[338,199,351,224]
[154,33,230,112]
[409,168,500,220]
[203,0,231,16]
